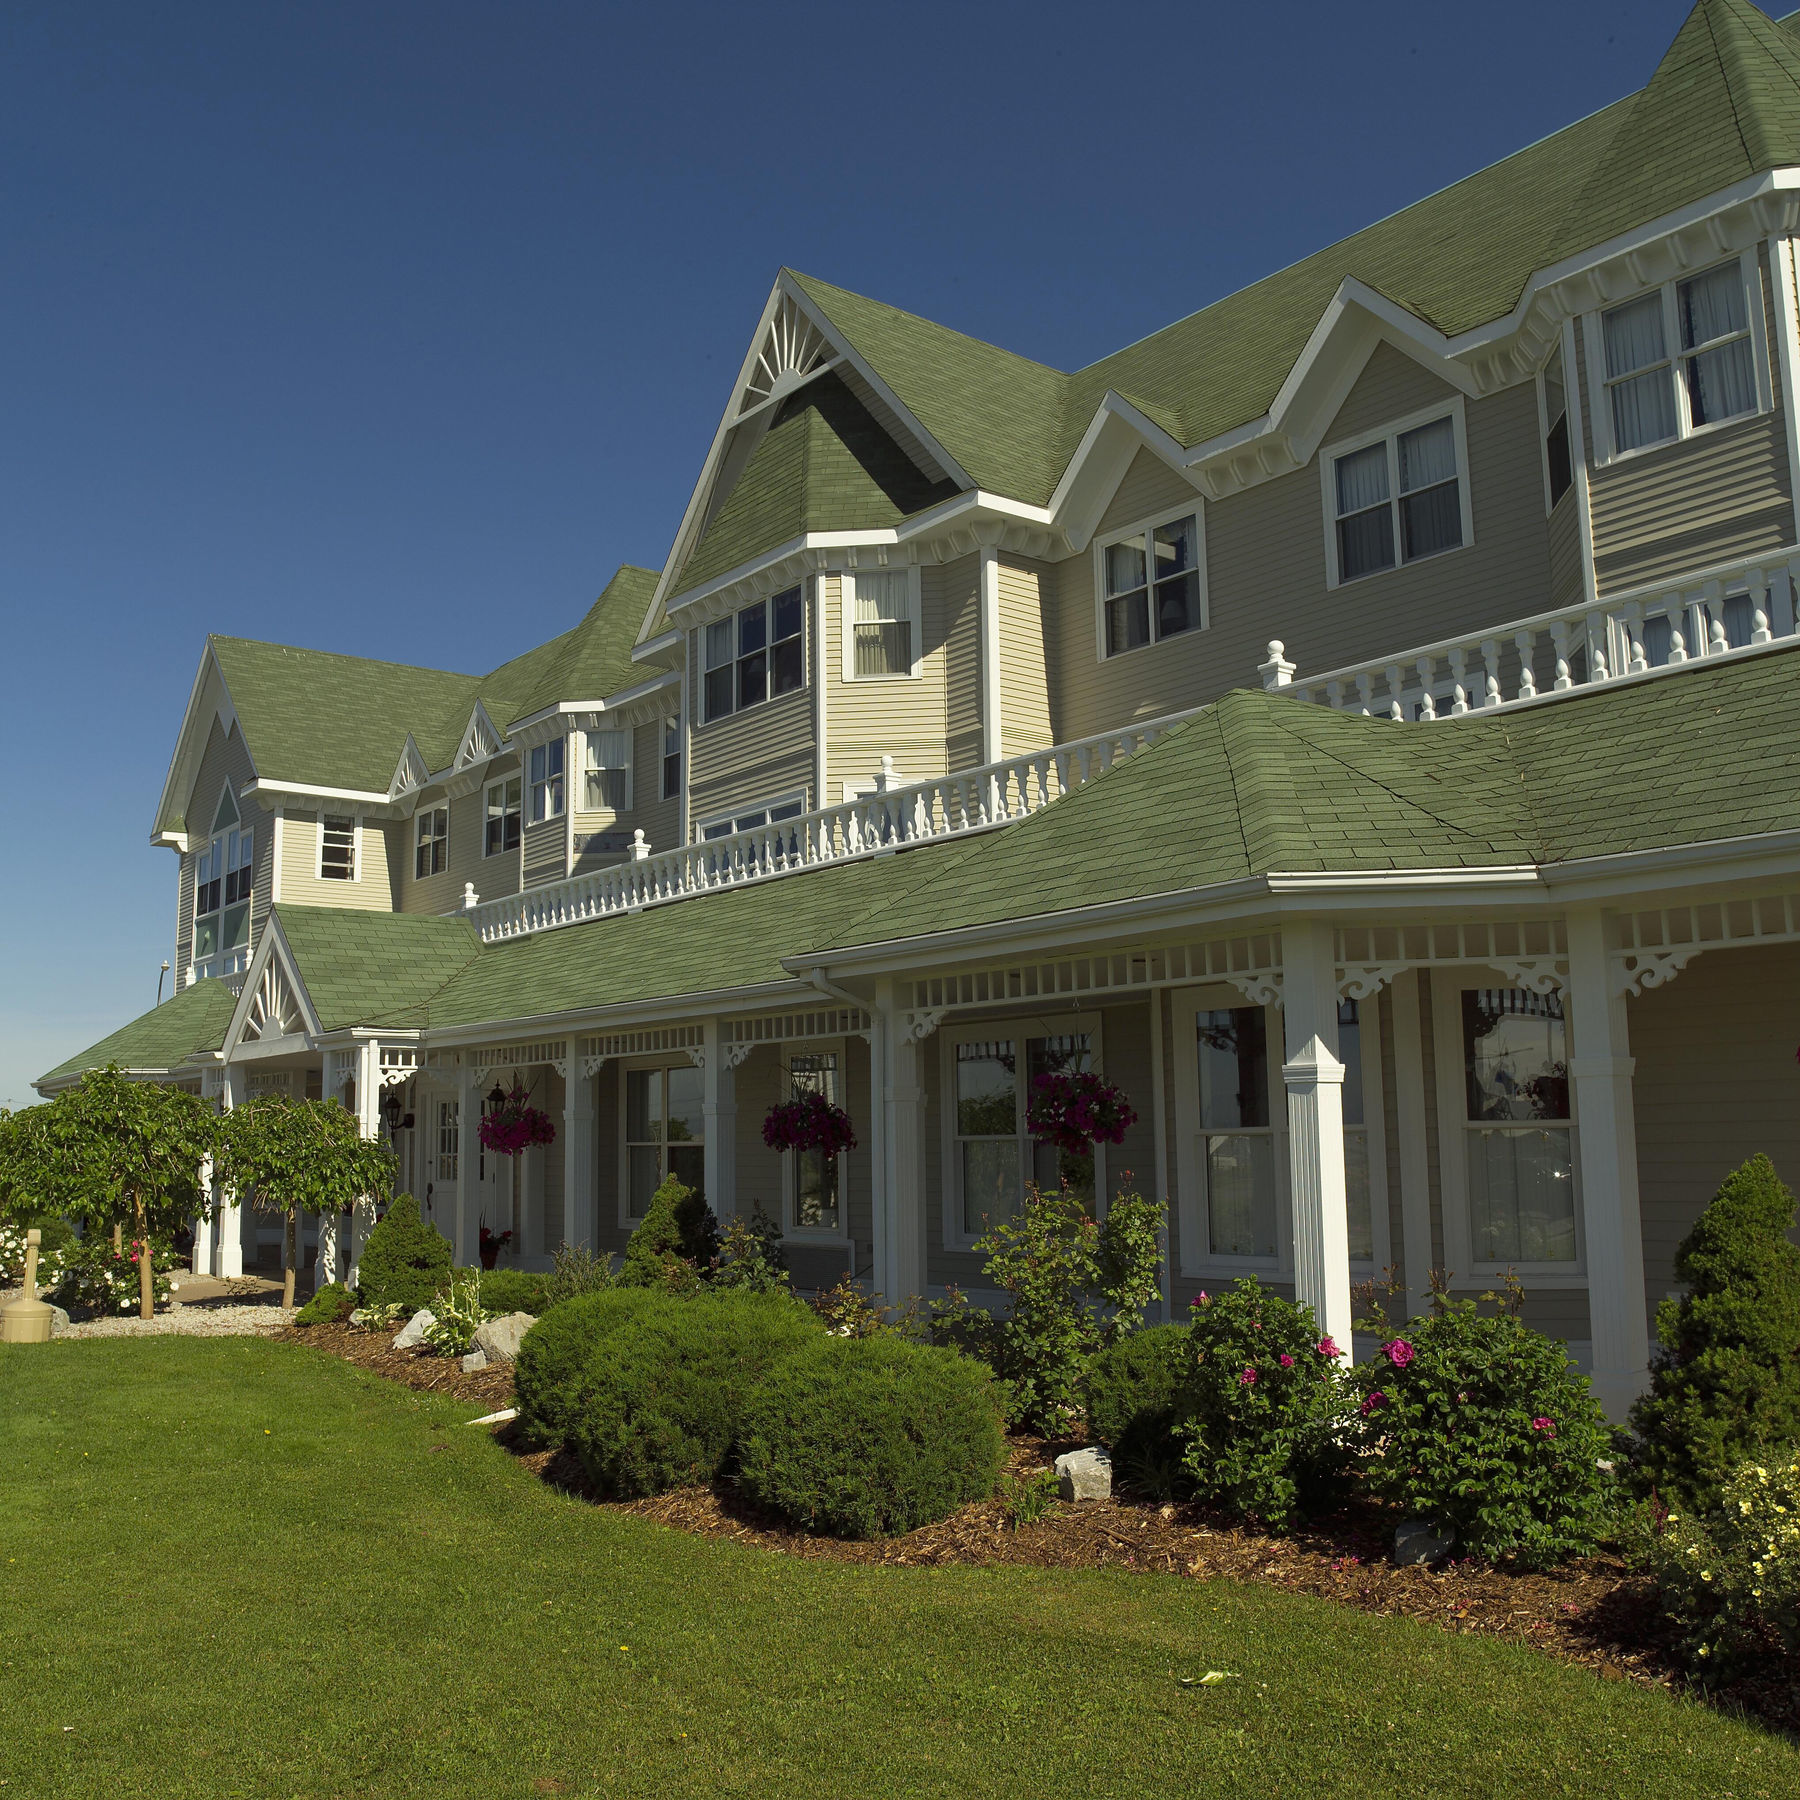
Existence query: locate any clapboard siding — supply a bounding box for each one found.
[1093,448,1198,538]
[630,715,681,858]
[398,785,510,915]
[521,813,566,889]
[1547,486,1586,610]
[939,555,983,774]
[278,811,400,911]
[687,622,816,827]
[996,556,1054,756]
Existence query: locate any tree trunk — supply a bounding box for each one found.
[112,1221,123,1255]
[136,1199,154,1321]
[283,1212,297,1309]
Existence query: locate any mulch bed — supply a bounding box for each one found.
[280,1321,1799,1738]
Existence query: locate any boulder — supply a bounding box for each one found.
[49,1305,70,1336]
[472,1311,536,1364]
[1055,1446,1113,1503]
[1393,1518,1456,1566]
[391,1307,436,1352]
[460,1349,489,1373]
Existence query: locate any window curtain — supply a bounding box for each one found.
[853,570,911,677]
[1603,293,1665,377]
[584,729,628,811]
[1678,263,1746,349]
[1334,442,1388,515]
[1397,417,1456,492]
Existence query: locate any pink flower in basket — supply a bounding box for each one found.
[478,1084,557,1157]
[1025,1071,1138,1156]
[763,1092,857,1158]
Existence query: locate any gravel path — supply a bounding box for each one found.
[0,1288,294,1338]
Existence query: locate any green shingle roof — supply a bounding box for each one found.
[271,906,483,1031]
[35,978,239,1088]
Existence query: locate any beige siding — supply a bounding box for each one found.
[521,814,566,889]
[939,555,983,774]
[397,786,507,916]
[277,811,400,911]
[996,557,1053,756]
[1546,487,1585,611]
[687,624,816,828]
[1094,447,1198,539]
[1630,944,1800,1325]
[629,716,681,859]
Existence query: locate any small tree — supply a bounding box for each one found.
[618,1174,718,1289]
[354,1191,451,1313]
[213,1093,398,1307]
[1632,1154,1800,1511]
[0,1067,217,1320]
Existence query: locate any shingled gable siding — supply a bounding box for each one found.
[1047,347,1551,741]
[685,621,816,830]
[1581,246,1796,594]
[277,811,400,911]
[997,556,1055,759]
[398,787,504,916]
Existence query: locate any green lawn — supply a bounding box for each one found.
[1,1340,1792,1800]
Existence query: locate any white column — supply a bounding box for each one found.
[867,993,892,1297]
[701,1022,736,1221]
[192,1152,215,1276]
[347,1040,382,1288]
[876,979,927,1304]
[563,1040,595,1250]
[456,1065,481,1266]
[215,1065,245,1278]
[1566,908,1650,1420]
[1280,920,1352,1355]
[977,540,1003,767]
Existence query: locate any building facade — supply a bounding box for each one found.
[40,0,1800,1417]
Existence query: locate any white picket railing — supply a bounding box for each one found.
[1269,549,1800,719]
[466,708,1202,943]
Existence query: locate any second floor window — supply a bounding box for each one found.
[320,816,356,880]
[1541,345,1573,508]
[485,778,521,856]
[529,740,565,823]
[699,794,806,842]
[662,718,681,801]
[194,812,254,968]
[583,729,629,812]
[1601,258,1759,456]
[1328,409,1465,585]
[414,806,448,878]
[1099,510,1203,656]
[704,587,804,722]
[846,569,919,678]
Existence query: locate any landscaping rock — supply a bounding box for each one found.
[1394,1519,1456,1566]
[473,1311,536,1364]
[49,1305,70,1337]
[461,1349,489,1373]
[391,1307,436,1352]
[1055,1446,1113,1502]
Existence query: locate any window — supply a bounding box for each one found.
[786,1052,843,1234]
[948,1025,1099,1241]
[1459,987,1576,1265]
[414,807,448,879]
[484,778,521,856]
[193,787,255,977]
[698,794,806,841]
[1097,510,1204,658]
[528,740,565,823]
[1541,345,1573,508]
[844,568,919,679]
[661,719,681,801]
[583,729,630,812]
[1326,404,1468,586]
[703,587,805,722]
[437,1099,459,1181]
[320,816,356,881]
[1597,258,1761,456]
[623,1065,705,1219]
[1195,1006,1277,1259]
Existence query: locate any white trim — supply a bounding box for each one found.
[1091,501,1210,661]
[1388,971,1435,1317]
[697,789,809,841]
[1319,396,1473,591]
[241,778,390,808]
[316,811,359,884]
[1564,313,1601,610]
[578,724,634,816]
[839,564,923,683]
[813,574,828,819]
[978,546,1003,764]
[1767,235,1800,532]
[270,805,285,904]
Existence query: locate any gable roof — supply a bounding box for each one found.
[270,905,483,1031]
[35,978,239,1090]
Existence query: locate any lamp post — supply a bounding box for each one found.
[156,959,171,1005]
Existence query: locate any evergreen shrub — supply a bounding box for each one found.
[295,1281,353,1326]
[1631,1154,1800,1512]
[617,1175,719,1290]
[1084,1324,1192,1494]
[736,1335,1006,1537]
[569,1290,820,1496]
[513,1289,674,1448]
[466,1267,554,1316]
[354,1193,452,1314]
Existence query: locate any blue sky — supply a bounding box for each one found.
[0,0,1693,1108]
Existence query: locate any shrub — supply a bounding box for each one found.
[544,1242,616,1307]
[355,1193,452,1314]
[467,1267,554,1316]
[513,1289,674,1448]
[569,1291,821,1496]
[51,1233,176,1316]
[810,1276,898,1339]
[710,1207,789,1294]
[1631,1155,1800,1513]
[1085,1324,1192,1494]
[1633,1452,1800,1676]
[1176,1279,1347,1526]
[0,1219,72,1295]
[295,1281,353,1326]
[618,1175,719,1290]
[1347,1299,1615,1566]
[737,1335,1006,1537]
[422,1268,493,1356]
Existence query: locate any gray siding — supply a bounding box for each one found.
[687,624,816,828]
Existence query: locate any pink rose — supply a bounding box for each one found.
[1360,1390,1388,1416]
[1279,1353,1295,1368]
[1531,1416,1556,1437]
[1316,1337,1340,1359]
[1239,1367,1258,1385]
[1384,1339,1415,1370]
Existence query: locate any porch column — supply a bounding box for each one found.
[563,1038,595,1250]
[875,978,927,1304]
[1566,908,1650,1419]
[215,1065,245,1279]
[1280,920,1352,1356]
[347,1040,382,1288]
[456,1064,481,1266]
[192,1151,215,1277]
[701,1021,737,1221]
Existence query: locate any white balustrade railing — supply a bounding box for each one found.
[1268,549,1800,720]
[466,709,1200,943]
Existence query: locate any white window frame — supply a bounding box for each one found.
[483,777,522,859]
[1428,968,1587,1287]
[1169,986,1288,1279]
[192,781,256,980]
[938,1012,1108,1252]
[414,805,448,880]
[318,813,358,883]
[1320,396,1474,590]
[617,1060,707,1229]
[782,1043,852,1245]
[1581,251,1773,466]
[1091,503,1209,662]
[840,565,923,681]
[697,789,809,841]
[580,727,633,815]
[699,586,808,725]
[661,717,682,802]
[528,738,566,824]
[1535,343,1575,515]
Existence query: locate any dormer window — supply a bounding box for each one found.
[1095,509,1205,657]
[414,807,448,879]
[193,785,254,977]
[485,778,522,856]
[703,588,805,722]
[1322,401,1471,588]
[320,816,356,880]
[583,729,630,812]
[528,741,565,823]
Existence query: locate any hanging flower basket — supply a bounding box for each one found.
[762,1092,857,1158]
[1026,1070,1138,1155]
[478,1083,556,1157]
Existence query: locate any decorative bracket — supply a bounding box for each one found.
[1223,971,1284,1008]
[1616,946,1703,998]
[722,1042,756,1071]
[579,1054,609,1081]
[1490,957,1567,996]
[904,1008,946,1041]
[1336,963,1411,1001]
[684,1046,707,1069]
